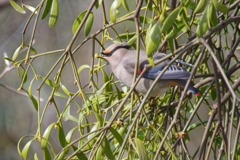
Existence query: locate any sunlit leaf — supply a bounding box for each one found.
[21,68,28,84]
[54,92,68,99]
[49,0,59,28]
[109,0,122,23]
[134,138,147,160]
[121,0,129,11]
[162,6,181,33]
[21,140,33,160]
[34,153,39,160]
[12,45,22,61]
[145,18,163,67]
[41,0,53,19]
[213,0,228,13]
[196,8,208,37]
[9,0,26,14]
[110,127,123,145]
[66,127,78,143]
[194,0,208,13]
[84,12,94,36]
[25,44,37,55]
[41,123,55,149]
[72,10,87,34]
[28,77,38,111]
[41,77,59,87]
[24,5,37,14]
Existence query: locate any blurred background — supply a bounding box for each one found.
[0,0,239,159]
[0,0,137,159]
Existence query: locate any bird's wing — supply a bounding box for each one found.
[123,55,191,80]
[142,64,191,79]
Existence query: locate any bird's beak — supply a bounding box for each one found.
[95,52,109,64]
[95,52,104,58]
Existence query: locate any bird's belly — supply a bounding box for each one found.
[114,69,171,96]
[134,79,171,97]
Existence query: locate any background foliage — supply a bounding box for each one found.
[1,0,240,159]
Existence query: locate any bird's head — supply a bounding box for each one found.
[95,43,131,64]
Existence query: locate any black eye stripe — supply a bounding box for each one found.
[103,45,131,57]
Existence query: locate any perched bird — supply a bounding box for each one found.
[95,43,200,97]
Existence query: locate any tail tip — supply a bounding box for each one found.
[196,92,201,96]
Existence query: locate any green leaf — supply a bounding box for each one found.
[181,6,191,31]
[21,140,33,160]
[162,6,181,33]
[41,0,53,20]
[49,0,59,28]
[66,127,78,143]
[117,32,136,39]
[185,0,197,10]
[21,68,28,84]
[86,122,99,149]
[109,0,122,23]
[96,147,104,160]
[54,92,68,99]
[44,147,52,160]
[145,18,163,67]
[213,0,228,13]
[128,16,152,24]
[167,38,174,53]
[78,64,91,74]
[187,120,208,132]
[41,77,59,87]
[211,87,217,100]
[127,35,137,45]
[145,0,152,11]
[24,5,37,14]
[134,138,147,160]
[41,123,55,149]
[114,84,122,100]
[102,137,114,160]
[34,153,39,160]
[63,98,71,121]
[101,68,112,93]
[58,125,66,148]
[94,0,99,9]
[196,7,208,38]
[84,12,94,37]
[72,145,88,160]
[207,2,214,28]
[121,0,129,11]
[72,10,87,34]
[110,127,123,145]
[3,57,14,63]
[61,84,70,96]
[25,44,37,55]
[9,0,26,14]
[194,0,208,13]
[57,151,65,160]
[28,77,38,111]
[113,122,128,144]
[104,95,113,109]
[12,45,22,61]
[165,24,178,40]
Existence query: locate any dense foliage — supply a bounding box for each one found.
[5,0,240,159]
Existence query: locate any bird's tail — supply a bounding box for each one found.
[173,80,201,96]
[187,84,201,96]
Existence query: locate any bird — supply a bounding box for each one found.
[95,42,200,97]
